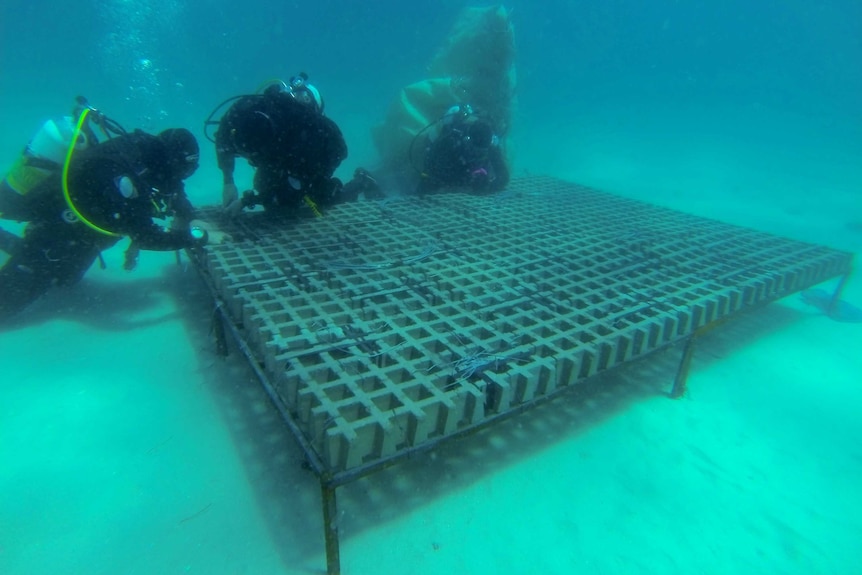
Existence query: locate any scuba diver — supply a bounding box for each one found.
[208,72,381,216]
[414,104,509,195]
[0,97,212,323]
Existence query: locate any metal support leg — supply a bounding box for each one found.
[827,272,851,319]
[212,305,229,357]
[671,335,697,398]
[322,479,341,575]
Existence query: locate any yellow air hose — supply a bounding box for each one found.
[62,108,122,237]
[303,194,323,218]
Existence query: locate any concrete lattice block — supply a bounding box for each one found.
[195,176,854,474]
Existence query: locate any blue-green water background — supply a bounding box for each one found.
[2,2,862,574]
[3,0,861,203]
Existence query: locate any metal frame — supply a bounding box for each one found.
[190,176,854,574]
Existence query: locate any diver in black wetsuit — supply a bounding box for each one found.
[0,122,205,322]
[416,104,509,195]
[214,73,365,215]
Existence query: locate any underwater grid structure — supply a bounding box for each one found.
[196,176,853,476]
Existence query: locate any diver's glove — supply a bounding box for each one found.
[222,182,239,207]
[224,189,257,217]
[341,168,384,202]
[123,243,140,271]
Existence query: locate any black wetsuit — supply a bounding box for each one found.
[417,116,509,195]
[215,90,348,212]
[0,130,197,322]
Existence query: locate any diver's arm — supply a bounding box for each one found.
[107,187,203,251]
[129,225,200,251]
[215,124,239,207]
[126,199,211,251]
[214,117,237,184]
[169,188,196,229]
[216,148,236,186]
[166,188,229,245]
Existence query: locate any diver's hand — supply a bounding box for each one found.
[223,190,257,217]
[123,243,140,271]
[207,230,231,245]
[222,182,238,208]
[341,168,384,202]
[223,197,245,218]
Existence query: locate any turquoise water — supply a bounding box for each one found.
[1,1,861,573]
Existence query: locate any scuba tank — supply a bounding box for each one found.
[1,97,125,221]
[2,116,90,197]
